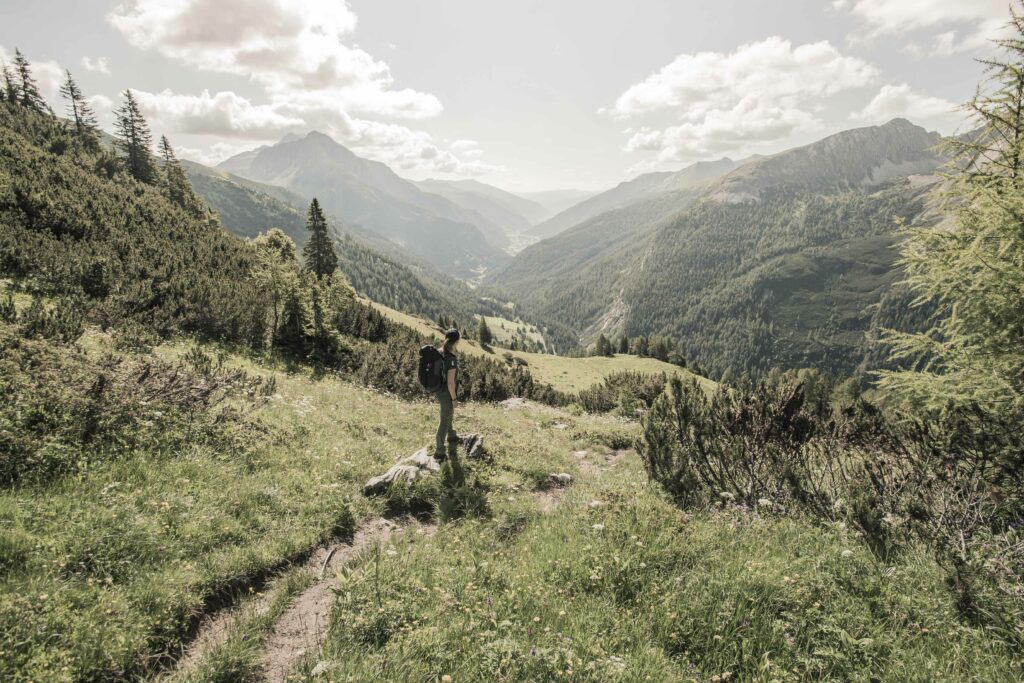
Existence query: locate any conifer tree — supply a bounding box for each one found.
[478,317,493,345]
[2,62,18,104]
[13,49,46,112]
[59,70,99,149]
[115,90,157,183]
[302,198,338,278]
[158,135,203,213]
[594,333,613,357]
[618,336,629,354]
[879,2,1024,415]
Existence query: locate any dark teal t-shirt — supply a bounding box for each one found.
[442,352,459,375]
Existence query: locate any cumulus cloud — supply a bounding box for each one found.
[81,56,111,75]
[851,83,962,128]
[835,0,1007,55]
[176,140,267,166]
[132,89,305,137]
[610,37,877,163]
[104,0,491,177]
[107,0,440,118]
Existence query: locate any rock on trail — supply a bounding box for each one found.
[363,433,484,496]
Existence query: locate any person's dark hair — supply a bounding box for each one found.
[442,328,460,353]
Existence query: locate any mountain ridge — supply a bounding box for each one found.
[218,131,510,279]
[488,118,948,377]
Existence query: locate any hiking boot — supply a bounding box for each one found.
[433,451,447,462]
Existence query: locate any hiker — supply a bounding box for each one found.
[432,328,460,460]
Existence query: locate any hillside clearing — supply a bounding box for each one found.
[363,298,713,395]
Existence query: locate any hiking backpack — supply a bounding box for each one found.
[418,345,446,390]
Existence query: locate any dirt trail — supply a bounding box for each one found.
[535,448,628,513]
[574,448,628,478]
[168,517,423,681]
[260,517,431,683]
[178,447,632,681]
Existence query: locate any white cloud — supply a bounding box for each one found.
[611,37,877,163]
[104,1,491,177]
[851,83,962,128]
[132,89,305,137]
[81,56,111,75]
[612,37,877,119]
[836,0,1007,55]
[123,86,493,175]
[177,140,266,166]
[107,0,440,119]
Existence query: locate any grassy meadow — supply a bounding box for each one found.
[364,298,712,395]
[1,326,1020,682]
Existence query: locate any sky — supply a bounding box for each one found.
[0,0,1009,193]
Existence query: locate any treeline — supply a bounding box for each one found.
[639,10,1024,647]
[582,332,690,366]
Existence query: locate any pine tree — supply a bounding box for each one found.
[13,49,46,112]
[1,62,17,103]
[879,2,1024,415]
[59,70,99,149]
[478,317,493,346]
[158,135,203,213]
[594,333,613,357]
[115,90,157,183]
[302,198,338,278]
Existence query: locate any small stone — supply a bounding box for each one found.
[310,660,334,676]
[549,472,573,486]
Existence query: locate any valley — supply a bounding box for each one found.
[3,9,1024,681]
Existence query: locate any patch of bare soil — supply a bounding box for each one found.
[260,517,432,683]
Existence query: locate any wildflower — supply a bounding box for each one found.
[442,676,452,683]
[592,524,605,531]
[841,549,854,558]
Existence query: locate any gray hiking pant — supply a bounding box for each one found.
[435,391,458,456]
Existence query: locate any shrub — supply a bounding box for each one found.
[638,375,819,507]
[0,325,272,486]
[577,371,667,415]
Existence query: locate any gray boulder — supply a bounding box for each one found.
[362,434,484,496]
[549,472,573,487]
[363,448,440,496]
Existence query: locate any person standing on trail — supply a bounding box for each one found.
[434,328,461,460]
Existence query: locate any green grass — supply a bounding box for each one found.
[0,330,633,681]
[3,328,1019,682]
[479,314,546,348]
[366,299,714,395]
[306,452,1020,683]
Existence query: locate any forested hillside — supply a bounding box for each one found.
[184,159,579,354]
[490,119,947,378]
